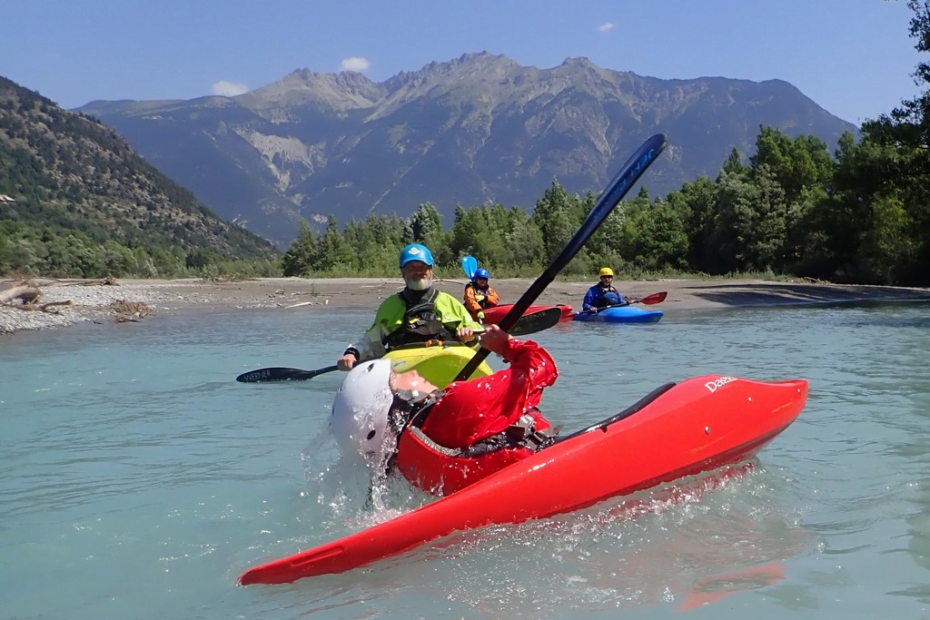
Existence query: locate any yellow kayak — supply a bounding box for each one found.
[384,343,492,387]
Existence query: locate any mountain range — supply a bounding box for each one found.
[0,76,275,262]
[78,52,859,247]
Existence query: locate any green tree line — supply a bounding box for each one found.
[0,220,279,279]
[280,121,928,285]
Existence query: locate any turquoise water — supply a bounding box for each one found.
[2,301,930,619]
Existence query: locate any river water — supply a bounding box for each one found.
[2,300,929,619]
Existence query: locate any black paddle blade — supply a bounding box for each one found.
[236,365,339,383]
[507,307,563,336]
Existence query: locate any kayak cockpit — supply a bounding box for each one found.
[396,383,678,496]
[396,424,540,495]
[558,381,676,441]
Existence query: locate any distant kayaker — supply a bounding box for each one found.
[463,267,500,322]
[337,243,482,370]
[331,324,557,468]
[582,267,625,313]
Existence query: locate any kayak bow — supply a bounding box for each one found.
[482,303,575,324]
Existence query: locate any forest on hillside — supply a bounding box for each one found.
[0,77,278,279]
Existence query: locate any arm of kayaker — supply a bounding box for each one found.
[485,287,500,307]
[480,325,559,389]
[462,283,483,321]
[582,286,598,313]
[437,292,482,341]
[502,338,559,391]
[339,330,385,370]
[477,324,510,357]
[338,298,402,369]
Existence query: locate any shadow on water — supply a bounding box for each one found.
[690,283,930,310]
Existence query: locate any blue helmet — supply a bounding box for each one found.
[474,268,490,280]
[399,243,434,268]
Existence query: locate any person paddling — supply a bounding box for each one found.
[582,267,625,313]
[337,244,481,370]
[463,268,500,322]
[331,324,557,472]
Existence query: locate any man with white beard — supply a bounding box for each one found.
[337,244,480,371]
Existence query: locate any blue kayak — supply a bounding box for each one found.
[573,305,664,323]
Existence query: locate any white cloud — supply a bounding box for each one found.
[340,56,371,72]
[597,22,614,33]
[211,80,248,97]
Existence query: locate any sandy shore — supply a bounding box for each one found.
[2,275,929,335]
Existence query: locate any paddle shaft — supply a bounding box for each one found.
[455,134,668,381]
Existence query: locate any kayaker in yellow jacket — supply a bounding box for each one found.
[337,244,481,370]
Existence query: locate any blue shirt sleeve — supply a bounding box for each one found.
[582,285,600,312]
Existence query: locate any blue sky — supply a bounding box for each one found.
[1,0,921,125]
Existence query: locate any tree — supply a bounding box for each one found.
[410,203,444,246]
[281,221,318,276]
[314,216,355,271]
[532,181,578,262]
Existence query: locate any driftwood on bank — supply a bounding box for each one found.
[0,285,74,314]
[0,286,41,305]
[61,277,119,287]
[110,299,151,323]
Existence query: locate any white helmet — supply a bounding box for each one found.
[331,359,395,463]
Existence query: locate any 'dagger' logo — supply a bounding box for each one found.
[705,376,737,393]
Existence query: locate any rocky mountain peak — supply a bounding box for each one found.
[76,53,859,247]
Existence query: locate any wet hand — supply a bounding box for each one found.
[478,324,512,356]
[337,353,357,371]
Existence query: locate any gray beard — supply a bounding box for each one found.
[405,275,432,291]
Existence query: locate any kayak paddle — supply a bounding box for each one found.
[635,291,667,305]
[461,255,477,280]
[454,134,668,382]
[236,365,338,383]
[236,307,563,383]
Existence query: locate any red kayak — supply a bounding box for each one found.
[481,303,575,324]
[238,375,808,585]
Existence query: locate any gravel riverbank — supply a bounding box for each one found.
[2,276,929,336]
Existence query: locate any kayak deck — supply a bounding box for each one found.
[384,343,492,387]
